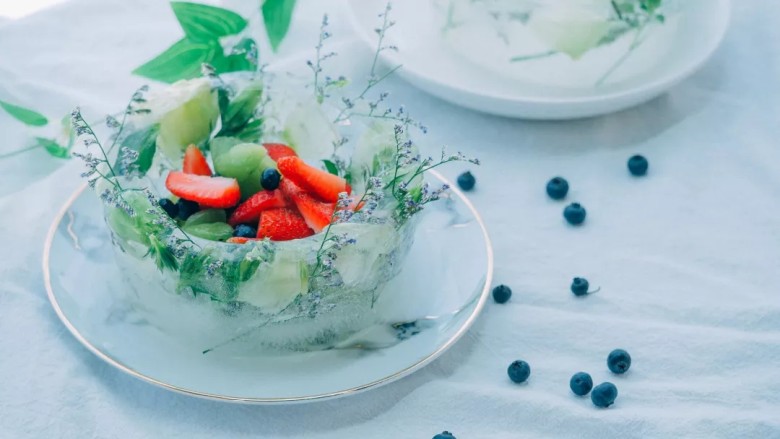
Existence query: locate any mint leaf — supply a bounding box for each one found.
[0,100,48,126]
[218,80,263,137]
[212,38,258,74]
[34,137,70,158]
[322,159,339,176]
[171,2,247,41]
[133,38,218,83]
[262,0,296,52]
[115,124,159,175]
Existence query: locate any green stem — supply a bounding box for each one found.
[0,144,41,159]
[595,24,646,87]
[510,50,558,63]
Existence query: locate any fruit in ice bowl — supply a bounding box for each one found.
[72,69,477,351]
[434,0,680,87]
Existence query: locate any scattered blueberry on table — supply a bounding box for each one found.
[492,284,512,304]
[570,372,594,396]
[457,171,476,191]
[433,432,456,439]
[508,360,531,383]
[627,154,649,176]
[563,203,587,225]
[570,277,592,296]
[260,168,281,190]
[546,176,569,200]
[591,382,618,408]
[176,199,199,221]
[158,198,178,218]
[607,349,632,374]
[233,224,257,238]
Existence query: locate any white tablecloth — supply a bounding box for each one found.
[1,1,779,437]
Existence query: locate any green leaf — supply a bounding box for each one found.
[640,0,662,13]
[212,38,258,74]
[262,0,296,52]
[115,124,160,175]
[322,159,339,176]
[34,137,70,159]
[218,80,263,136]
[0,100,48,126]
[133,38,218,83]
[171,2,247,41]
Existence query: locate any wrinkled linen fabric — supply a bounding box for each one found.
[1,1,779,438]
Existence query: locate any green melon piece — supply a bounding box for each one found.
[212,142,276,199]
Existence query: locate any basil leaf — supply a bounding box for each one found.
[171,2,247,41]
[115,124,159,175]
[133,39,218,83]
[322,159,339,176]
[0,100,48,126]
[34,137,70,159]
[262,0,296,52]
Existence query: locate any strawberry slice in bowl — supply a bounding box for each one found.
[228,190,287,227]
[182,145,212,176]
[165,171,240,209]
[280,179,335,233]
[263,143,298,162]
[257,208,314,241]
[277,156,350,203]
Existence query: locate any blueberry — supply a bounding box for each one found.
[607,349,632,374]
[158,198,178,218]
[233,224,257,238]
[492,284,512,304]
[570,277,589,296]
[457,171,476,191]
[546,177,569,200]
[563,203,587,225]
[261,168,281,191]
[570,372,594,396]
[628,155,648,176]
[507,360,531,383]
[433,432,456,439]
[176,199,199,221]
[591,382,618,408]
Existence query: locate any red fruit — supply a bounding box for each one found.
[227,237,254,244]
[258,208,314,241]
[165,171,240,209]
[228,190,287,226]
[276,156,350,203]
[263,143,298,162]
[280,180,335,232]
[182,145,212,176]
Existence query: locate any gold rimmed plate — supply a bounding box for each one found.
[42,170,493,403]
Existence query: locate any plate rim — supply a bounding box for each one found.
[345,0,731,105]
[42,170,494,404]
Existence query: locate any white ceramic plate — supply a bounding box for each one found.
[346,0,730,119]
[43,171,493,403]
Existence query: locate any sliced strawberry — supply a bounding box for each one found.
[227,237,255,244]
[228,190,287,226]
[276,156,350,203]
[165,171,240,209]
[258,208,314,241]
[263,143,298,162]
[280,180,335,232]
[183,145,212,176]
